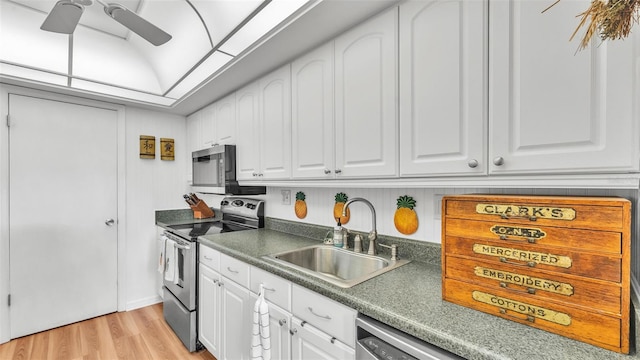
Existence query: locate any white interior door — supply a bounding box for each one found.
[8,94,118,338]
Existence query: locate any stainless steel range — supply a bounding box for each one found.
[161,196,264,351]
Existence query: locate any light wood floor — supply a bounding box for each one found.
[0,303,216,360]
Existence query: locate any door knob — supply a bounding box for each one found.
[493,156,504,166]
[105,219,115,226]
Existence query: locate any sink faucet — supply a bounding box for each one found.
[342,198,378,255]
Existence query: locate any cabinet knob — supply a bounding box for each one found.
[252,173,258,177]
[289,328,297,336]
[468,159,479,168]
[334,169,342,174]
[324,169,331,175]
[258,173,264,177]
[105,219,115,226]
[278,319,287,327]
[493,156,504,166]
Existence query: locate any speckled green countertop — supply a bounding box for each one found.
[158,214,639,360]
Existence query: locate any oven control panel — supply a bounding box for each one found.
[220,197,264,219]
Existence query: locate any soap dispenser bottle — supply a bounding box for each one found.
[333,220,344,247]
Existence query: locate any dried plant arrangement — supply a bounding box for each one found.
[544,0,639,50]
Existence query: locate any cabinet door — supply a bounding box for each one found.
[489,0,638,174]
[334,7,398,178]
[259,64,292,180]
[215,92,236,145]
[220,277,253,360]
[291,317,355,360]
[291,42,335,179]
[186,113,201,184]
[399,0,487,176]
[201,104,216,147]
[250,293,292,360]
[198,264,221,357]
[235,81,261,180]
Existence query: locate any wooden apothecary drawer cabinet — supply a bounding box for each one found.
[441,194,631,353]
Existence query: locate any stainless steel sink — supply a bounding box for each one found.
[265,245,410,288]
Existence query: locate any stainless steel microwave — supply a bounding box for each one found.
[192,145,265,195]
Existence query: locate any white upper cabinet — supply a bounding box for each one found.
[235,81,261,181]
[334,7,398,178]
[213,92,236,145]
[399,0,487,176]
[236,64,292,181]
[259,64,292,180]
[489,0,639,174]
[291,42,335,179]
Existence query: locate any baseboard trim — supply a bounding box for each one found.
[126,295,162,311]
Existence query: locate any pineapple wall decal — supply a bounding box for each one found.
[294,191,307,219]
[333,192,350,224]
[394,195,418,235]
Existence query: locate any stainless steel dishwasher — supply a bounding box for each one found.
[356,315,463,360]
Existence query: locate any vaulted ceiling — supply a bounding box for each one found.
[0,0,399,115]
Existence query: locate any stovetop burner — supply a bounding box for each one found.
[166,196,265,241]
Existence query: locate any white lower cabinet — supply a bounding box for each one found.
[198,245,357,360]
[198,246,253,360]
[291,317,355,360]
[220,277,253,360]
[250,292,293,360]
[198,263,221,355]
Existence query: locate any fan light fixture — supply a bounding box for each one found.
[40,0,172,46]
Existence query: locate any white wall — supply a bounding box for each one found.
[265,186,639,244]
[124,107,188,310]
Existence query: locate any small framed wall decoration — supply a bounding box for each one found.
[139,135,155,159]
[161,138,175,161]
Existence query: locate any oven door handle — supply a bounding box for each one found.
[174,243,191,250]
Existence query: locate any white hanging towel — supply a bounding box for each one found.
[158,235,167,274]
[164,237,177,282]
[251,284,271,360]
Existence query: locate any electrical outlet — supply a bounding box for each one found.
[281,190,291,205]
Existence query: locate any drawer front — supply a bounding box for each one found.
[444,256,622,314]
[445,237,622,283]
[443,278,622,352]
[292,285,357,347]
[443,197,627,231]
[199,244,220,272]
[250,266,292,311]
[220,253,250,288]
[445,218,621,254]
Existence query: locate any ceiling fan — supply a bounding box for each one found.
[40,0,172,46]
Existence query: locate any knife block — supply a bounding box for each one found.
[190,200,215,219]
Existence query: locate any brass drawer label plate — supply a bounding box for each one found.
[490,225,546,240]
[474,266,574,295]
[476,204,576,220]
[473,244,573,268]
[472,290,572,326]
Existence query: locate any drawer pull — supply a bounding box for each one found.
[499,308,535,323]
[263,286,276,292]
[226,266,239,274]
[499,257,536,268]
[500,282,536,295]
[203,255,213,261]
[498,235,537,244]
[308,307,332,320]
[330,337,337,344]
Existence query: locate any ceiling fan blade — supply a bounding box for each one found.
[104,4,172,46]
[41,0,84,34]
